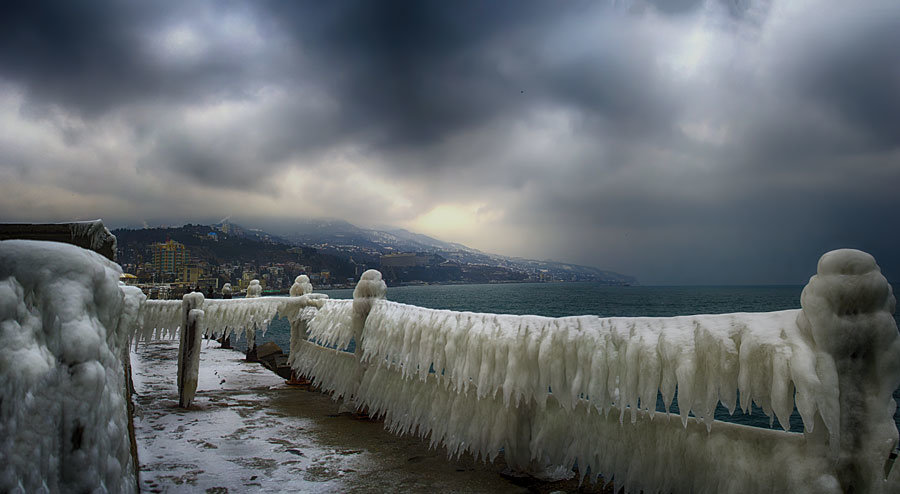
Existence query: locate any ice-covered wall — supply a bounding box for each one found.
[0,240,141,493]
[290,250,900,493]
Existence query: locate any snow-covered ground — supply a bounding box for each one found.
[131,339,582,493]
[132,339,357,493]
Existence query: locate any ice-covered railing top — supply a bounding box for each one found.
[292,251,900,494]
[363,305,807,425]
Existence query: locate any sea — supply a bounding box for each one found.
[231,282,900,432]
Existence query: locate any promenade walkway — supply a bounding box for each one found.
[131,340,607,493]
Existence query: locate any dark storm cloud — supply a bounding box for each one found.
[0,1,155,114]
[248,0,681,162]
[1,0,677,180]
[258,0,555,146]
[1,0,899,283]
[0,1,265,114]
[780,8,900,148]
[645,0,705,15]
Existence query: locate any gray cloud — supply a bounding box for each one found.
[1,0,899,284]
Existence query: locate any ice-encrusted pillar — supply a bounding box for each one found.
[290,274,313,298]
[177,292,205,408]
[346,270,386,406]
[797,249,900,493]
[218,283,232,348]
[287,275,315,385]
[289,275,314,343]
[245,279,262,359]
[352,270,387,359]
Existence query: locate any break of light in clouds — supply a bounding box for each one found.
[1,0,899,284]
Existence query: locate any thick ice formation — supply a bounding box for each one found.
[362,303,818,432]
[304,299,355,350]
[288,294,330,365]
[0,240,139,493]
[288,251,900,493]
[135,296,309,345]
[317,301,834,484]
[290,339,362,399]
[135,299,183,342]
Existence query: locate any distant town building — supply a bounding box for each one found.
[151,240,189,279]
[181,265,202,284]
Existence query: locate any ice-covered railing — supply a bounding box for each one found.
[132,276,328,406]
[134,294,312,344]
[289,251,900,494]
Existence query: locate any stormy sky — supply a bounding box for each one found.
[1,0,898,284]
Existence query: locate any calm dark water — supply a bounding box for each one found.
[321,283,806,318]
[233,282,900,432]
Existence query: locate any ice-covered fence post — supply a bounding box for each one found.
[218,283,232,349]
[177,292,204,408]
[289,275,314,344]
[348,270,386,407]
[244,279,262,360]
[287,275,314,385]
[352,270,387,360]
[797,249,900,492]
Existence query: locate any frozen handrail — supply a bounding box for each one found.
[127,250,900,493]
[133,295,315,344]
[291,249,900,494]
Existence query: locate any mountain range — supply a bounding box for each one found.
[114,217,635,285]
[247,218,636,284]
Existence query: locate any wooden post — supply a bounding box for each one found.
[245,280,262,361]
[218,283,232,349]
[177,293,204,408]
